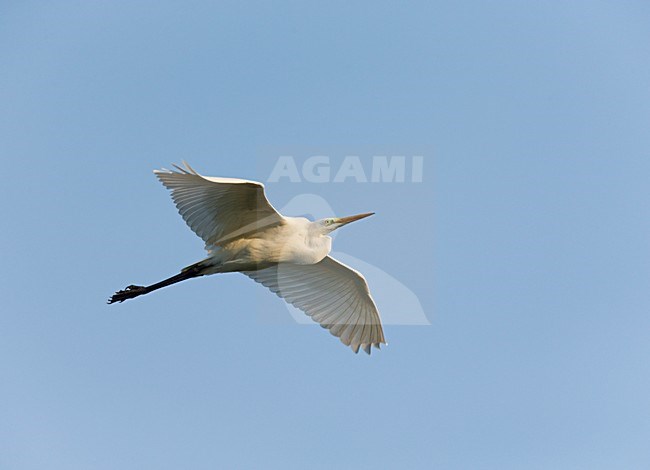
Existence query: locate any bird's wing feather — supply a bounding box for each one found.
[154,161,285,246]
[244,256,386,354]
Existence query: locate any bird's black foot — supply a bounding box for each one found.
[108,285,147,304]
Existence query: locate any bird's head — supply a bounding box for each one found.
[316,212,375,234]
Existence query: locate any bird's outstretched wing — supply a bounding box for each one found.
[154,162,285,246]
[244,256,386,354]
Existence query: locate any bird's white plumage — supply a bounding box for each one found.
[154,162,285,246]
[143,161,387,354]
[244,256,386,354]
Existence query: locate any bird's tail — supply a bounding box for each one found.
[108,262,205,304]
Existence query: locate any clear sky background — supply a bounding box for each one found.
[2,2,650,469]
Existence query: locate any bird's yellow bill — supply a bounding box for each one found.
[336,212,375,226]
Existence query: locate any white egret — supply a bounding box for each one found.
[109,162,386,354]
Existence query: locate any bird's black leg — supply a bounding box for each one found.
[108,265,205,304]
[108,285,150,303]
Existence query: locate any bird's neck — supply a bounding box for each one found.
[306,230,332,262]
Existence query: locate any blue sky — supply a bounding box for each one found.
[2,1,650,469]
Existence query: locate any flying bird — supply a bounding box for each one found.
[109,162,386,354]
